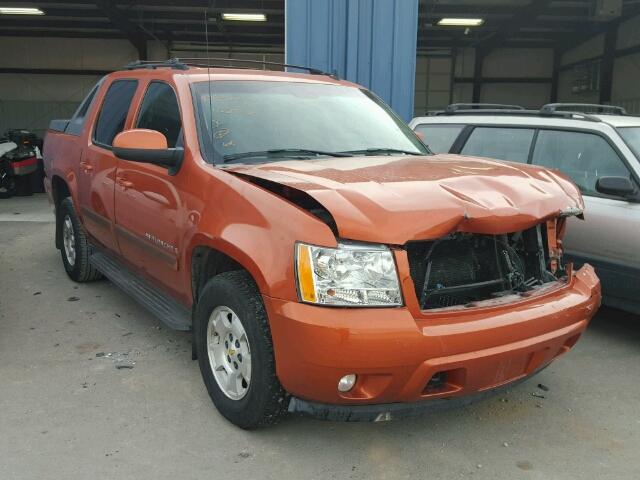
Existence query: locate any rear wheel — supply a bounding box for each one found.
[195,270,287,428]
[58,197,103,282]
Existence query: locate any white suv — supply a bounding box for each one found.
[410,104,640,315]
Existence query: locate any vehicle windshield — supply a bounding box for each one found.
[617,127,640,160]
[191,80,429,164]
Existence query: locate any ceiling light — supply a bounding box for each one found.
[221,13,267,22]
[437,18,484,27]
[0,7,44,15]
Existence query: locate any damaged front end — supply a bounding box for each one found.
[407,217,571,310]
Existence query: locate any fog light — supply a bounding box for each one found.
[338,374,357,392]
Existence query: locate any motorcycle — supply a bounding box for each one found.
[0,130,43,199]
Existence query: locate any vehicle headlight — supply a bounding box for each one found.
[295,242,402,307]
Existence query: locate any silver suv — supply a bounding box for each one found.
[410,104,640,314]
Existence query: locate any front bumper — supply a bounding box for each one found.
[288,364,547,422]
[263,264,600,408]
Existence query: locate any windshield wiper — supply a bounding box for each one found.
[340,148,424,156]
[223,148,353,163]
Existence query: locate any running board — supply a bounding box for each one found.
[89,251,191,331]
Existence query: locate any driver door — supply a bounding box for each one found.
[113,81,185,299]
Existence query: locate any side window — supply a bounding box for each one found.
[66,79,103,136]
[93,80,138,147]
[136,82,182,148]
[532,130,630,196]
[414,124,464,154]
[461,127,535,163]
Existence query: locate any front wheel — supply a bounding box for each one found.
[195,270,287,428]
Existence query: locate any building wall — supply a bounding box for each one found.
[3,12,640,135]
[414,47,554,115]
[414,13,640,117]
[415,55,452,115]
[0,37,284,136]
[612,15,640,113]
[0,37,137,136]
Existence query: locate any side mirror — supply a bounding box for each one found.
[595,176,637,198]
[112,129,183,174]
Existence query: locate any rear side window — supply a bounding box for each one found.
[67,79,103,136]
[93,80,138,147]
[136,82,182,148]
[461,127,535,163]
[414,124,463,153]
[532,130,630,196]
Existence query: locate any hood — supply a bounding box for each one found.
[226,155,584,245]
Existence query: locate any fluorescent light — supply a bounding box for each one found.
[221,13,266,22]
[0,7,45,15]
[437,18,484,27]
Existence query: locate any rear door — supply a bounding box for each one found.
[77,78,138,252]
[530,129,640,307]
[113,80,184,298]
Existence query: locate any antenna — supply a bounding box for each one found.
[204,8,215,162]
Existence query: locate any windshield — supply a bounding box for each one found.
[191,80,429,164]
[618,127,640,160]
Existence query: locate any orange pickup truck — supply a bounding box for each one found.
[43,59,601,428]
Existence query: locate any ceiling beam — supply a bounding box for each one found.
[425,3,591,18]
[474,0,557,52]
[95,0,149,59]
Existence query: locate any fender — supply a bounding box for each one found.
[184,170,339,302]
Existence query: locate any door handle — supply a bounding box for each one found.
[116,177,134,189]
[79,161,93,172]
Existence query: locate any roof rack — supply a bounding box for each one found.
[540,103,627,115]
[434,103,602,122]
[445,103,525,113]
[124,59,189,71]
[123,57,337,78]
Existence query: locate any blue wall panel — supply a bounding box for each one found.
[285,0,418,121]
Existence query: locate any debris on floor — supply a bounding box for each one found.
[95,351,137,370]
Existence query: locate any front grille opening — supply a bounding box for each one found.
[407,224,563,310]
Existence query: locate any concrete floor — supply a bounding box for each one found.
[1,194,639,480]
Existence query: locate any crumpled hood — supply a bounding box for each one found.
[226,154,584,245]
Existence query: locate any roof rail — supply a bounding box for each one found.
[445,103,525,113]
[124,59,189,71]
[433,107,602,122]
[122,57,337,78]
[177,57,337,78]
[541,103,627,115]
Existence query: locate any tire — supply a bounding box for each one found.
[58,197,103,282]
[0,175,15,199]
[195,270,287,428]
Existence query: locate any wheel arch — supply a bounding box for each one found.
[51,175,72,249]
[188,236,268,304]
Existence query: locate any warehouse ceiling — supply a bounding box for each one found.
[0,0,638,55]
[422,0,640,52]
[0,0,285,55]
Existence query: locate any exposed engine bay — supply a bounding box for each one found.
[407,221,566,310]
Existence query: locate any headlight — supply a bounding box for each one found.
[295,242,402,307]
